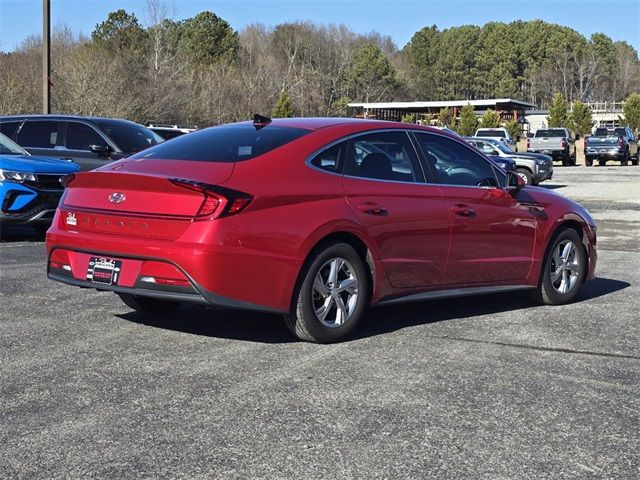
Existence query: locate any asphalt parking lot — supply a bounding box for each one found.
[1,166,639,479]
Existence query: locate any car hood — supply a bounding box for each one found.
[514,152,553,162]
[0,154,80,174]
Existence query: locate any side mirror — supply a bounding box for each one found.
[89,144,111,156]
[506,170,525,194]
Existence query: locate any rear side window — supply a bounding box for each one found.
[95,120,162,153]
[17,121,59,148]
[130,124,311,162]
[65,122,109,150]
[0,121,21,139]
[310,141,345,173]
[344,131,421,183]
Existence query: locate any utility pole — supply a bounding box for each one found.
[42,0,51,114]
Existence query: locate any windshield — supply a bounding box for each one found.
[476,129,506,138]
[95,120,164,153]
[488,139,513,154]
[0,132,28,155]
[536,129,565,137]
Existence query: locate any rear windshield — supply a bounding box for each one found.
[95,120,163,153]
[535,129,565,137]
[476,129,506,138]
[130,124,311,162]
[594,127,626,137]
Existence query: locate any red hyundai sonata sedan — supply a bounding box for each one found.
[46,117,597,343]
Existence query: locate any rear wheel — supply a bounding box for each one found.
[516,168,533,186]
[118,293,181,315]
[599,159,606,166]
[534,229,586,305]
[284,243,369,343]
[585,157,593,167]
[633,151,639,166]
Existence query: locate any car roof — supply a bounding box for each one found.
[0,114,142,126]
[234,117,455,135]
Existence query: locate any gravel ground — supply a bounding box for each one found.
[1,166,639,479]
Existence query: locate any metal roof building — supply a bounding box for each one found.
[347,98,538,122]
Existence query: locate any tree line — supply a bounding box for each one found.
[1,3,639,127]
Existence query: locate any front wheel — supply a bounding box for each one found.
[534,229,587,305]
[516,168,533,186]
[118,293,181,315]
[284,243,370,343]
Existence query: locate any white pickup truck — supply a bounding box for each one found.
[474,128,516,151]
[527,128,576,166]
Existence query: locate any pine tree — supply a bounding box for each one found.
[479,109,501,128]
[272,89,295,118]
[438,107,454,127]
[547,93,569,127]
[622,93,640,133]
[569,101,593,136]
[457,104,478,136]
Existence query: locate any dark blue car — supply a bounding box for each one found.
[0,132,79,234]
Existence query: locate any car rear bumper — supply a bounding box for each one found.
[45,208,299,313]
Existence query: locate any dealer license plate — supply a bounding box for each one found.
[87,257,122,285]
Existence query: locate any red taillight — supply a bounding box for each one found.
[170,178,253,220]
[197,194,221,217]
[561,138,568,148]
[618,136,624,148]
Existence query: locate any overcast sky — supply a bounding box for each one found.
[1,0,638,52]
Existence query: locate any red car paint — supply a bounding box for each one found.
[46,118,596,313]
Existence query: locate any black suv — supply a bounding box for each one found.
[0,115,164,171]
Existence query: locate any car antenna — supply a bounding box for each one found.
[253,114,272,129]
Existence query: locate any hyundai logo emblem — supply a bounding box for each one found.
[109,192,126,204]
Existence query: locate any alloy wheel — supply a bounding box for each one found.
[549,239,580,294]
[312,257,359,328]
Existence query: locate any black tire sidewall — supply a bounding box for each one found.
[540,229,587,305]
[516,168,533,185]
[294,243,369,343]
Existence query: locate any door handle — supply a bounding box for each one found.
[357,203,388,216]
[451,203,476,218]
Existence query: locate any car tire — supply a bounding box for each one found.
[599,159,606,166]
[570,153,577,166]
[516,168,533,186]
[284,242,370,343]
[533,228,587,306]
[118,293,181,315]
[633,152,639,166]
[585,157,593,167]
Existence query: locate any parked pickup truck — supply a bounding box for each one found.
[474,127,516,151]
[466,137,553,185]
[584,126,639,166]
[528,128,576,166]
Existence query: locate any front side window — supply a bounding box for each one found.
[65,122,108,151]
[16,121,59,148]
[415,133,500,187]
[0,121,21,139]
[344,131,421,183]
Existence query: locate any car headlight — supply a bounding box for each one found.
[0,169,37,182]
